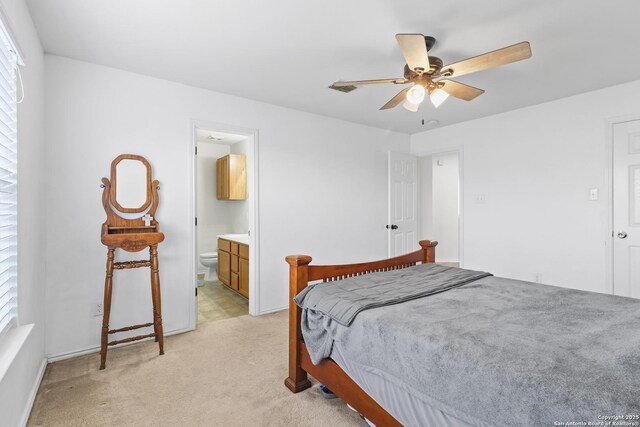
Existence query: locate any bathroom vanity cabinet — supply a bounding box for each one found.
[216,154,246,200]
[217,237,249,298]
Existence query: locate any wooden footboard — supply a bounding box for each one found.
[284,240,438,426]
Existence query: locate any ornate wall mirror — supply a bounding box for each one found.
[110,154,152,213]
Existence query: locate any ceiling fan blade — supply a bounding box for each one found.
[331,78,408,87]
[440,80,485,101]
[380,87,411,110]
[441,41,531,78]
[396,34,430,74]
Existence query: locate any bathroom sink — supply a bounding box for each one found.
[217,233,250,245]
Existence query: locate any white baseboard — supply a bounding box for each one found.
[47,326,193,363]
[258,305,287,315]
[47,345,102,363]
[19,357,47,427]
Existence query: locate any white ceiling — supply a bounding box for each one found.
[26,0,640,134]
[196,129,247,145]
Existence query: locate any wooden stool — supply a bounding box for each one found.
[99,154,165,370]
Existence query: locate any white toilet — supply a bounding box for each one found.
[199,252,218,281]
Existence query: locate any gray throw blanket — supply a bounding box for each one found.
[295,266,640,426]
[295,263,491,326]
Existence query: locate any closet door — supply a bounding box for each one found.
[388,152,418,257]
[613,120,640,298]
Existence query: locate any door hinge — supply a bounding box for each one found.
[195,217,197,226]
[195,288,198,296]
[195,146,198,155]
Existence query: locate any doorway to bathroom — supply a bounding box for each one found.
[190,121,260,328]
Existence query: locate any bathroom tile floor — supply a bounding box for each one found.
[197,276,248,324]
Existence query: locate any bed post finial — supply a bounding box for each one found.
[285,255,312,266]
[419,240,438,263]
[284,255,313,393]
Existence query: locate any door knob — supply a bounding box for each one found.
[386,224,399,230]
[617,231,628,239]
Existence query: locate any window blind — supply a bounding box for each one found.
[0,25,18,338]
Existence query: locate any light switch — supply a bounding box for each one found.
[589,188,598,201]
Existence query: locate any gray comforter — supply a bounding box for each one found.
[294,264,640,426]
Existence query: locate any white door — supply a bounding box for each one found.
[613,120,640,298]
[388,152,418,257]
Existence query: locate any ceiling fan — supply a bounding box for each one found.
[330,34,532,112]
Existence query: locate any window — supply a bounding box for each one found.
[0,23,18,337]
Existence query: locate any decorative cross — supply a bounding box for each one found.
[142,214,153,227]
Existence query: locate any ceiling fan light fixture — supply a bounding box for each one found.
[405,84,426,105]
[429,88,449,108]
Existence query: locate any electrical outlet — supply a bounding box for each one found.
[94,303,103,317]
[534,273,542,283]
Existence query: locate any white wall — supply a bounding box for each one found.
[420,152,459,262]
[411,79,640,293]
[0,0,46,425]
[44,55,410,358]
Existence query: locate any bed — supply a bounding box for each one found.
[284,240,640,426]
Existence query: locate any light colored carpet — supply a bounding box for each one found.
[28,311,364,427]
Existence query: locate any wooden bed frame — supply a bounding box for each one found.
[284,240,438,427]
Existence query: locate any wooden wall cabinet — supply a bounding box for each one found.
[216,154,246,200]
[217,238,249,298]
